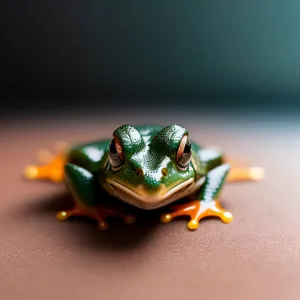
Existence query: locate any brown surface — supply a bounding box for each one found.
[0,111,299,300]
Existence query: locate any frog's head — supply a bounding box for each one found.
[103,124,199,209]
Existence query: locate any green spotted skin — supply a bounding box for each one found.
[62,124,230,209]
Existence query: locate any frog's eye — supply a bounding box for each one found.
[108,138,124,171]
[176,135,192,171]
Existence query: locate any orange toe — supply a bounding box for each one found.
[160,200,233,230]
[56,205,136,230]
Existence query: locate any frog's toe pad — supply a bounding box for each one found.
[24,165,39,180]
[187,220,199,230]
[220,211,234,223]
[160,200,234,230]
[56,207,85,221]
[249,167,265,181]
[56,211,69,221]
[98,221,109,230]
[124,215,136,225]
[160,213,172,223]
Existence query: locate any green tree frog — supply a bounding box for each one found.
[24,124,264,230]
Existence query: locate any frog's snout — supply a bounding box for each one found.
[133,167,169,192]
[141,174,164,191]
[135,167,168,179]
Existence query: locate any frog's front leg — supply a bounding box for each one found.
[56,163,136,230]
[160,164,233,230]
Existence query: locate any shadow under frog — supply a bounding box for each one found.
[22,188,165,250]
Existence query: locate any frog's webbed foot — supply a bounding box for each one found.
[160,200,233,230]
[23,142,68,182]
[56,205,136,230]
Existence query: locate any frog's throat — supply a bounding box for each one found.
[104,177,205,210]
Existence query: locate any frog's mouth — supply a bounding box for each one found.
[104,177,205,210]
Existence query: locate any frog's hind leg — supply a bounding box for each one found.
[226,166,264,182]
[223,155,265,182]
[23,142,68,183]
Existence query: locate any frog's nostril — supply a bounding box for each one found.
[136,168,144,176]
[161,168,168,177]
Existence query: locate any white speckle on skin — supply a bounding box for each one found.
[139,129,151,135]
[143,135,151,143]
[139,129,152,143]
[198,149,221,161]
[84,147,104,162]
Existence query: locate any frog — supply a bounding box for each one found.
[23,124,264,230]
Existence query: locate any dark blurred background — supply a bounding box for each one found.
[1,0,300,116]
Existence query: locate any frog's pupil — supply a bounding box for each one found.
[110,140,117,153]
[184,140,191,153]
